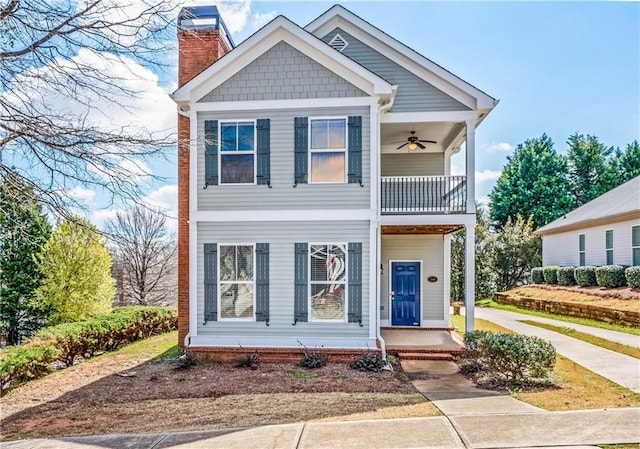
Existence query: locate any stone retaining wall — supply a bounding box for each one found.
[494,293,640,327]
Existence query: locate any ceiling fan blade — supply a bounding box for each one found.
[396,142,409,150]
[417,142,426,150]
[418,140,437,144]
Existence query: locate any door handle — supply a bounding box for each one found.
[391,292,395,301]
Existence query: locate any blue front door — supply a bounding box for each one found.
[391,262,420,326]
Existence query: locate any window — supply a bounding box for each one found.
[633,226,640,266]
[605,230,614,265]
[310,244,346,321]
[309,118,347,183]
[220,121,255,184]
[579,234,586,266]
[219,245,254,319]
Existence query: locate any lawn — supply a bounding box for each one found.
[450,315,640,411]
[0,332,435,441]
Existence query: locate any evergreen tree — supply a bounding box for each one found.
[0,173,51,344]
[490,134,573,229]
[492,216,541,291]
[619,140,640,182]
[34,218,115,324]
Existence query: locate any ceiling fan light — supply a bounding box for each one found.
[408,142,418,151]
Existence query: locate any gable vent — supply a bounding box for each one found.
[328,33,348,52]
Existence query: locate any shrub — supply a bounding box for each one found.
[531,267,544,284]
[626,266,640,289]
[350,352,387,372]
[575,266,597,287]
[175,351,198,370]
[595,265,627,288]
[557,267,576,286]
[299,346,327,369]
[235,351,260,369]
[463,331,556,384]
[542,266,560,284]
[0,345,59,395]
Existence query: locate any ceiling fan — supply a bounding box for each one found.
[395,131,437,150]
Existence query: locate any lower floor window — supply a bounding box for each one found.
[310,244,346,321]
[219,245,254,319]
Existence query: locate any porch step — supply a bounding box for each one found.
[397,352,454,361]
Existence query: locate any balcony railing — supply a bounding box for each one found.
[380,175,467,214]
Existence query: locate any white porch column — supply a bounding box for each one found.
[465,119,476,213]
[464,223,475,332]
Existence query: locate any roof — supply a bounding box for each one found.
[536,176,640,235]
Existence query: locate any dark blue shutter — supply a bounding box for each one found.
[256,119,271,186]
[294,243,308,323]
[348,242,363,325]
[203,243,218,323]
[255,243,270,323]
[204,120,218,187]
[348,116,362,185]
[294,117,308,186]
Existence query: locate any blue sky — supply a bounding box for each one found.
[23,0,637,227]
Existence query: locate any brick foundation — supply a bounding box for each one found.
[494,293,640,327]
[187,346,380,364]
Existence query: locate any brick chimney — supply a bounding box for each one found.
[177,6,233,347]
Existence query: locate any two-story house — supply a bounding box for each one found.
[171,4,497,360]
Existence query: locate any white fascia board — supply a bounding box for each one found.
[306,8,497,110]
[173,16,393,104]
[192,96,376,112]
[196,209,376,222]
[380,213,476,227]
[381,111,477,124]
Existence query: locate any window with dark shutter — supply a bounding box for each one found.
[204,120,218,187]
[294,243,308,323]
[347,116,362,185]
[348,242,363,325]
[256,119,271,187]
[255,243,270,323]
[294,117,308,186]
[203,243,218,323]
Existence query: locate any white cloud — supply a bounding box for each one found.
[249,10,277,30]
[118,159,152,181]
[91,208,122,226]
[483,142,514,153]
[68,186,96,204]
[475,169,502,184]
[217,1,252,33]
[143,184,178,231]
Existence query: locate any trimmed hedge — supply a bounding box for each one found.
[463,331,556,383]
[0,307,177,395]
[626,266,640,289]
[575,266,597,287]
[595,265,627,288]
[531,267,544,284]
[543,266,560,285]
[557,267,576,286]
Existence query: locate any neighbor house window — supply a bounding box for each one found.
[309,118,346,183]
[633,226,640,266]
[579,234,586,266]
[605,230,614,265]
[310,244,346,321]
[220,121,255,184]
[219,245,254,319]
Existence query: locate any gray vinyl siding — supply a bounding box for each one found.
[381,153,444,176]
[197,106,370,210]
[197,221,370,337]
[322,28,470,112]
[380,235,445,322]
[199,41,367,102]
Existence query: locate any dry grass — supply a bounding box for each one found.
[520,320,640,359]
[508,286,640,311]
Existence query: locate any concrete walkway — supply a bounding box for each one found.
[475,307,640,393]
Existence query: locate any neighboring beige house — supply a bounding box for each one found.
[536,176,640,267]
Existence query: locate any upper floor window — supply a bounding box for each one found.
[579,234,586,266]
[310,243,346,321]
[605,229,614,265]
[309,118,347,183]
[633,226,640,266]
[220,121,255,184]
[219,244,254,319]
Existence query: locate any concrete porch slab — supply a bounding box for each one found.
[382,329,463,352]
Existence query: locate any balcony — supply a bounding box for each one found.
[380,175,467,214]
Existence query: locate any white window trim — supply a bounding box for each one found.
[309,242,348,323]
[579,233,586,266]
[632,226,640,266]
[605,229,614,265]
[218,243,256,321]
[219,120,257,186]
[308,116,348,184]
